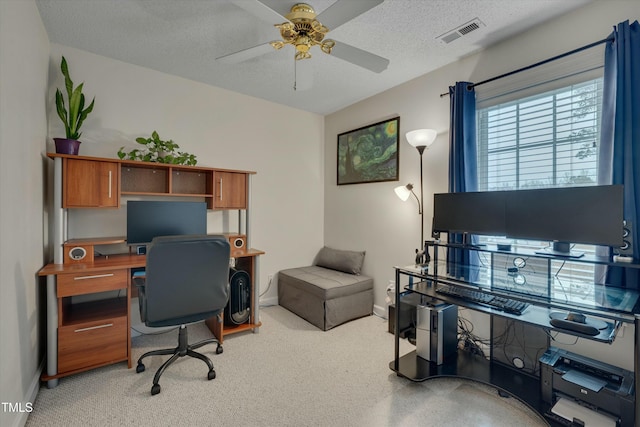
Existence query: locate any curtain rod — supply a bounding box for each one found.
[439,36,614,97]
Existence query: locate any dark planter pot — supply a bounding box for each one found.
[54,138,81,155]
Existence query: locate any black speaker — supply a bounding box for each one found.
[614,220,633,257]
[225,268,251,325]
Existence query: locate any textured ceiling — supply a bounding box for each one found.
[35,0,591,115]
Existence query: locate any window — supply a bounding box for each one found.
[475,77,605,295]
[477,78,603,192]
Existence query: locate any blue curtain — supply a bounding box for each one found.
[598,20,640,289]
[447,82,480,281]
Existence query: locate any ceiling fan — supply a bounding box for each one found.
[217,0,390,77]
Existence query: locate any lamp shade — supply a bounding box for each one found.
[394,184,413,201]
[406,129,437,149]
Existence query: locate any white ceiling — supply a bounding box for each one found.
[35,0,591,115]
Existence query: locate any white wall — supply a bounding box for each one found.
[0,1,50,426]
[324,1,639,371]
[47,44,325,306]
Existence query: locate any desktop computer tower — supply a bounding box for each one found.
[416,303,458,365]
[224,268,251,325]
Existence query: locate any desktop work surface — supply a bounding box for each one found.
[37,248,264,386]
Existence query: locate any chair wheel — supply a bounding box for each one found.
[208,369,216,380]
[151,384,161,395]
[216,345,223,354]
[136,363,145,373]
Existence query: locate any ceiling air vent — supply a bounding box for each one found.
[437,18,485,44]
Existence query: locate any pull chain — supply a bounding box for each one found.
[293,57,297,91]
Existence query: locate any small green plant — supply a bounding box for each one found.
[55,56,95,140]
[117,131,198,166]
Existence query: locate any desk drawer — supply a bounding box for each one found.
[57,269,128,297]
[58,315,128,373]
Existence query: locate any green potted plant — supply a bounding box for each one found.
[117,131,197,165]
[54,56,95,155]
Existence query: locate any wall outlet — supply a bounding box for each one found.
[268,274,273,284]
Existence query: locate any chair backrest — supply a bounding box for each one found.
[143,235,231,327]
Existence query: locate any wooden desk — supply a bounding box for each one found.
[38,248,264,386]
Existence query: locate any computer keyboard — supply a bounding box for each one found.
[436,283,529,315]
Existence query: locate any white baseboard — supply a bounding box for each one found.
[259,296,278,308]
[9,360,44,427]
[259,299,389,320]
[373,304,388,319]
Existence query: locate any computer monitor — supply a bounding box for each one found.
[432,185,624,257]
[126,201,207,246]
[433,191,508,236]
[505,185,624,256]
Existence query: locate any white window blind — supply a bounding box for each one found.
[477,78,603,191]
[473,45,606,292]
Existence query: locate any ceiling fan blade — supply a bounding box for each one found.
[231,0,289,25]
[316,0,384,31]
[216,42,275,64]
[330,41,389,73]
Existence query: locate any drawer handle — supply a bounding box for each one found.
[73,273,115,281]
[74,323,113,333]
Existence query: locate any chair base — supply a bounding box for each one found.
[136,324,223,395]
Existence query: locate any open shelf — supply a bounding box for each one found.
[121,166,169,193]
[171,169,213,195]
[60,297,128,327]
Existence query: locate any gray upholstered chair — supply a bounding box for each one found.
[134,235,230,395]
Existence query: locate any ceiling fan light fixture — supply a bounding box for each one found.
[276,22,297,42]
[321,39,335,54]
[295,51,311,60]
[220,0,390,75]
[269,2,338,60]
[287,3,316,21]
[311,20,328,34]
[296,36,311,52]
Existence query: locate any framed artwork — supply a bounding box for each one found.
[337,116,400,185]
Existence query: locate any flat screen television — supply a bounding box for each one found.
[433,191,508,236]
[432,185,624,257]
[126,201,207,246]
[505,185,624,256]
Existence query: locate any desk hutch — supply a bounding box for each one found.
[38,154,264,388]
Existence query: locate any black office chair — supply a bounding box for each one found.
[134,235,230,395]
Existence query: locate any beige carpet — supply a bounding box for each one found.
[27,305,547,426]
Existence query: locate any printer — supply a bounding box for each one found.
[539,347,635,427]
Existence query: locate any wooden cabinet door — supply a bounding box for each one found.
[58,315,128,373]
[214,171,247,209]
[64,158,120,208]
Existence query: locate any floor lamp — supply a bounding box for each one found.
[395,129,437,265]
